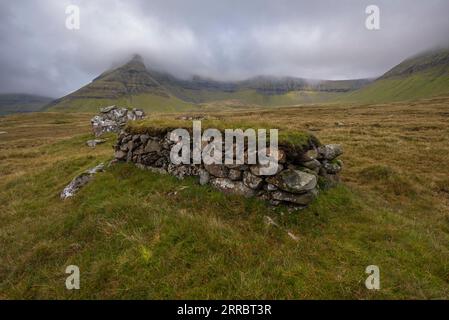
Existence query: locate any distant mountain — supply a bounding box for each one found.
[46,55,371,112]
[0,94,53,116]
[46,55,195,112]
[148,70,370,105]
[342,47,449,103]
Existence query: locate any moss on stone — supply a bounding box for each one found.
[126,118,320,153]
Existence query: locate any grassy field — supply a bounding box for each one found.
[46,93,198,113]
[1,98,449,299]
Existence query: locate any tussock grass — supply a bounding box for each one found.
[1,98,449,299]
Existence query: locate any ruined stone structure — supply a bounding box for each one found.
[113,124,343,208]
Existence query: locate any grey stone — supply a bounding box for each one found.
[228,169,242,181]
[100,105,117,113]
[210,178,256,197]
[86,139,106,148]
[302,159,321,170]
[60,163,104,200]
[266,169,317,194]
[317,144,343,160]
[271,190,317,205]
[243,171,264,190]
[204,164,229,178]
[250,163,283,176]
[115,150,127,160]
[140,134,150,145]
[144,140,161,153]
[322,160,342,174]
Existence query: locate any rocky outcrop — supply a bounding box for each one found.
[91,106,145,137]
[60,163,104,200]
[113,128,344,209]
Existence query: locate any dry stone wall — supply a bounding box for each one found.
[114,128,343,208]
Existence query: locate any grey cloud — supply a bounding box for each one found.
[0,0,448,97]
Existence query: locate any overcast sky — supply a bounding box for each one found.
[0,0,448,98]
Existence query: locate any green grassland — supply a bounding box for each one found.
[47,89,343,113]
[167,88,343,106]
[340,71,449,104]
[1,100,449,299]
[46,93,198,113]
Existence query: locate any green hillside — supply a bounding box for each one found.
[341,48,449,103]
[46,55,197,113]
[46,55,371,112]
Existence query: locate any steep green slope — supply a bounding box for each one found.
[46,55,196,113]
[341,48,449,103]
[0,94,53,116]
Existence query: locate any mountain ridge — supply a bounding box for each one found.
[45,47,449,112]
[341,47,449,103]
[46,55,372,112]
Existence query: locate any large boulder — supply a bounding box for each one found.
[91,106,145,137]
[266,169,317,194]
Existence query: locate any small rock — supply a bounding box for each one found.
[100,105,117,113]
[210,178,256,197]
[140,134,150,145]
[322,160,342,174]
[266,169,317,194]
[317,144,343,160]
[115,150,127,160]
[302,159,321,170]
[250,163,283,176]
[271,190,317,205]
[243,171,264,190]
[86,139,106,148]
[204,164,229,178]
[265,183,278,191]
[144,139,161,153]
[228,169,242,181]
[60,163,104,200]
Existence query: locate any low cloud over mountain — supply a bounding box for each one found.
[1,0,449,97]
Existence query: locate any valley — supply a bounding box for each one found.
[1,97,449,299]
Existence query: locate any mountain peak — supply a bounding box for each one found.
[130,54,144,64]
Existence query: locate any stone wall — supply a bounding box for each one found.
[113,129,343,208]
